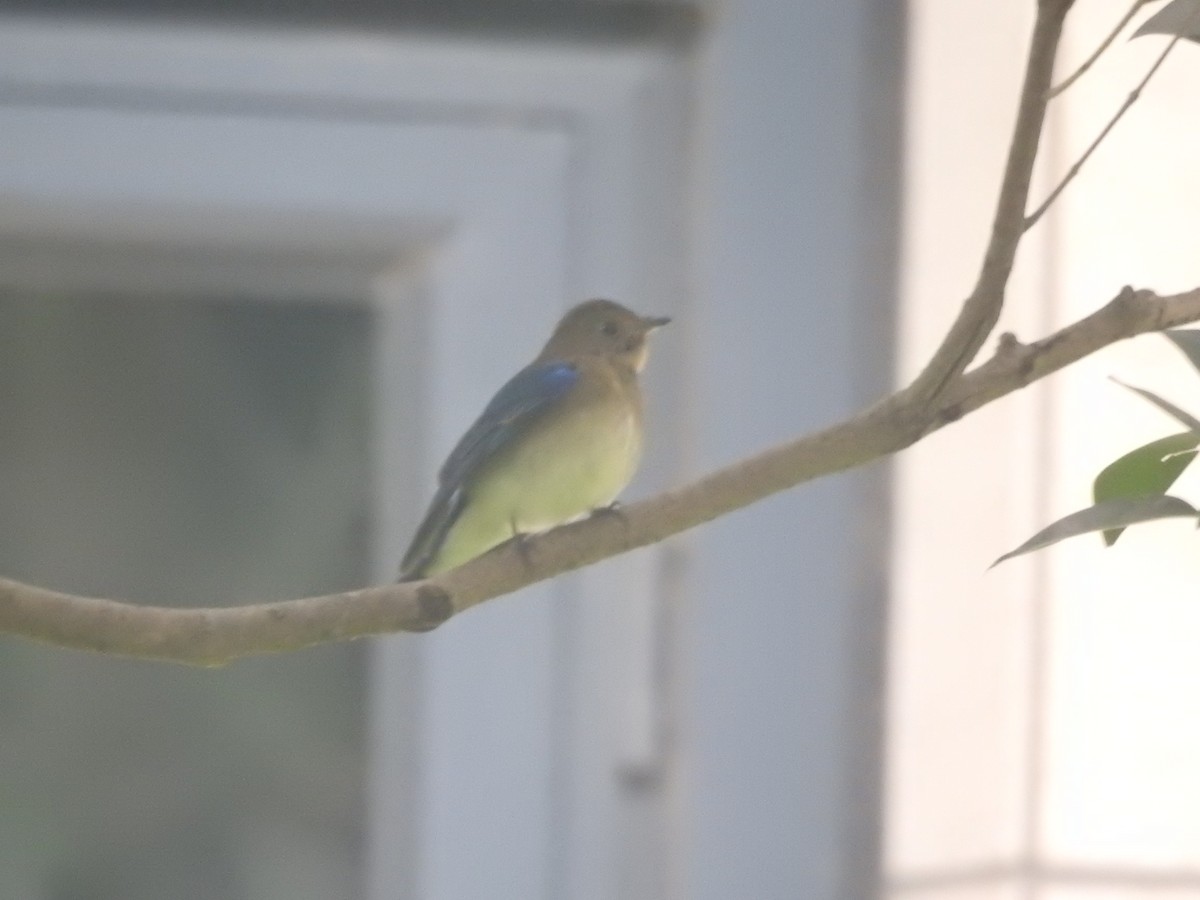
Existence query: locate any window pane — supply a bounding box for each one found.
[0,290,371,900]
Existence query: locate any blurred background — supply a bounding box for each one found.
[2,2,1199,899]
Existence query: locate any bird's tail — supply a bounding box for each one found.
[398,483,466,582]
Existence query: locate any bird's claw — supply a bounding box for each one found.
[595,500,627,519]
[590,501,630,532]
[509,530,536,572]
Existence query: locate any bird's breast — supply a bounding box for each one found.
[475,373,642,535]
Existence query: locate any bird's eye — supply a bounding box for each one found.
[600,320,619,337]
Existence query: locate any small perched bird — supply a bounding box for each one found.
[399,299,669,581]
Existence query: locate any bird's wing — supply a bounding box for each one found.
[439,361,580,487]
[399,360,580,579]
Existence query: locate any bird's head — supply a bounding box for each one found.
[540,298,670,372]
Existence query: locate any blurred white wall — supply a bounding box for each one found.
[890,3,1200,898]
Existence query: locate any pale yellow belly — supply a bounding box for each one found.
[427,403,641,574]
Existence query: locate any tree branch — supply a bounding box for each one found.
[5,0,1190,666]
[3,284,1199,665]
[904,0,1073,409]
[939,285,1200,423]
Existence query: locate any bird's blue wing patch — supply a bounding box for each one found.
[438,360,579,489]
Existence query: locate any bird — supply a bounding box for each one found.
[399,298,669,581]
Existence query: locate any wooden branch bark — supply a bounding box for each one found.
[3,284,1198,665]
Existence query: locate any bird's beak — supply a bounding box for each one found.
[642,315,671,330]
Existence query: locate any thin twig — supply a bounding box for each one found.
[1048,0,1151,99]
[1025,1,1200,230]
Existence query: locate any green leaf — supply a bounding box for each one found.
[992,495,1198,567]
[1093,432,1200,545]
[1164,329,1200,375]
[1111,377,1200,432]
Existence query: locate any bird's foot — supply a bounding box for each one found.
[590,501,629,528]
[509,527,536,572]
[590,503,631,547]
